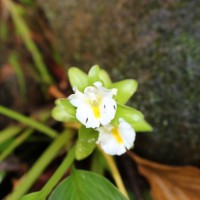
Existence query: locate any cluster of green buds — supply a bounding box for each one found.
[52,65,152,159]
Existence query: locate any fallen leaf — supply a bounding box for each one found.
[128,151,200,200]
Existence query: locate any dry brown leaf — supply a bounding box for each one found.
[128,151,200,200]
[48,85,65,98]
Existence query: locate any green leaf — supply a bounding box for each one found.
[0,128,33,162]
[52,99,77,122]
[99,69,112,87]
[48,169,128,200]
[6,0,53,85]
[88,65,101,85]
[20,192,41,200]
[75,125,98,160]
[68,67,88,91]
[9,52,26,100]
[114,104,153,132]
[0,106,57,138]
[111,79,138,104]
[91,149,108,175]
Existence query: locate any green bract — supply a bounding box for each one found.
[111,79,138,104]
[76,126,98,160]
[52,99,77,122]
[98,69,112,87]
[68,67,88,92]
[113,104,153,132]
[88,65,101,85]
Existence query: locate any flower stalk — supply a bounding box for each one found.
[102,149,130,200]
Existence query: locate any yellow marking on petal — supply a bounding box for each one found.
[92,106,101,119]
[111,127,123,144]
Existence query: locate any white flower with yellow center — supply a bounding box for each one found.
[96,118,136,156]
[68,82,117,128]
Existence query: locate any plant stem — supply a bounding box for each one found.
[0,126,22,145]
[39,146,75,199]
[7,130,72,200]
[0,128,33,162]
[102,151,130,200]
[0,106,57,138]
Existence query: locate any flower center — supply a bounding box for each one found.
[92,106,101,119]
[111,127,123,144]
[89,96,102,119]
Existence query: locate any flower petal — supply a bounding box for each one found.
[94,82,117,98]
[97,126,126,156]
[100,96,116,125]
[69,82,117,128]
[96,118,136,156]
[76,103,100,128]
[118,118,136,149]
[68,87,86,107]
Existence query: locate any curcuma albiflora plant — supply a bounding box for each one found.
[14,65,152,200]
[52,65,152,158]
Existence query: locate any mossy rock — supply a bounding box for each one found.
[38,0,200,165]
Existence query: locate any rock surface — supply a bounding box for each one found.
[38,0,200,165]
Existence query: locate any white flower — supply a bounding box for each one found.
[96,118,135,156]
[68,82,117,128]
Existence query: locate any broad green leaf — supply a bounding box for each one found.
[68,67,88,91]
[99,69,112,87]
[114,104,153,132]
[111,79,138,104]
[52,99,77,122]
[48,169,128,200]
[88,65,101,85]
[75,125,98,160]
[20,192,42,200]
